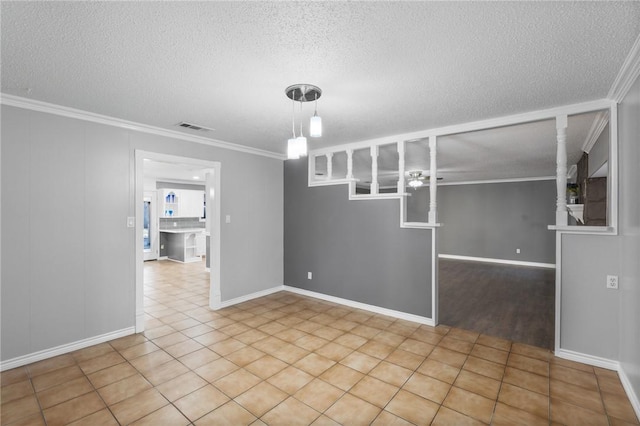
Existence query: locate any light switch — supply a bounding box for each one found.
[127,217,135,228]
[225,215,231,223]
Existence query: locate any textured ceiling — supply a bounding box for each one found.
[2,2,639,159]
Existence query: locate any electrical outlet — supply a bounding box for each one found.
[226,215,231,223]
[607,275,618,289]
[307,272,312,280]
[173,222,177,227]
[516,248,521,254]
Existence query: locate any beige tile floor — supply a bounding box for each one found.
[2,259,639,425]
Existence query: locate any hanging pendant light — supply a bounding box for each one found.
[285,84,321,158]
[309,93,322,138]
[296,101,308,157]
[287,97,299,159]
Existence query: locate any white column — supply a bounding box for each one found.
[346,149,354,179]
[556,115,568,226]
[371,145,379,194]
[326,153,333,180]
[428,136,438,224]
[397,141,405,193]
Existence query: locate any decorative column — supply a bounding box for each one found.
[326,153,333,180]
[397,141,406,193]
[346,149,354,179]
[371,145,379,194]
[556,115,568,226]
[428,136,438,224]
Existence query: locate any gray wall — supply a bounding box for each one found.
[560,234,619,359]
[408,180,556,264]
[284,159,432,318]
[617,75,640,406]
[559,74,640,386]
[1,105,283,361]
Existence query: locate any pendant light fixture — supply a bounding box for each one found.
[309,93,322,137]
[285,84,322,159]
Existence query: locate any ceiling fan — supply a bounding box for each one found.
[406,170,442,189]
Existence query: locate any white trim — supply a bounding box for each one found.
[0,327,135,372]
[219,285,285,309]
[608,32,640,103]
[619,366,640,421]
[437,176,556,186]
[547,225,615,235]
[0,93,285,160]
[401,222,442,229]
[309,99,612,156]
[308,178,354,187]
[349,193,406,201]
[439,254,555,269]
[581,110,609,154]
[554,348,619,371]
[283,286,435,326]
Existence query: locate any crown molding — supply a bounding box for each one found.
[581,110,610,154]
[608,33,640,103]
[0,93,286,161]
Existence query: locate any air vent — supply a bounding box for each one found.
[176,122,215,132]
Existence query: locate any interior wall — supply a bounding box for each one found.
[0,104,283,362]
[617,74,640,407]
[408,180,556,264]
[284,159,432,318]
[560,234,620,359]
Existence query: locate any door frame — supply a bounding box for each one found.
[135,150,222,332]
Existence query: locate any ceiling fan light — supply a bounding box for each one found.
[287,138,300,159]
[310,114,322,138]
[296,136,308,157]
[408,179,423,188]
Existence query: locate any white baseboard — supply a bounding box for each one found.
[0,327,136,372]
[283,285,435,327]
[556,348,640,420]
[218,285,285,309]
[554,348,620,371]
[619,365,640,421]
[439,254,555,269]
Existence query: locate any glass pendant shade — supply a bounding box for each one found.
[309,114,322,138]
[408,179,423,188]
[296,136,308,157]
[287,138,300,159]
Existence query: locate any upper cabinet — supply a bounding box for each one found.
[161,189,204,218]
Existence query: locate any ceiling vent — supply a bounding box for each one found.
[176,122,215,132]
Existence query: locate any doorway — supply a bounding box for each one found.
[135,151,221,333]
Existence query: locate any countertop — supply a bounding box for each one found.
[159,228,206,234]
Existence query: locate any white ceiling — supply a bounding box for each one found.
[2,2,639,185]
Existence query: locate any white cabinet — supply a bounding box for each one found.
[195,232,206,256]
[160,189,204,218]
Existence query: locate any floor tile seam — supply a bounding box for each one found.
[78,367,125,425]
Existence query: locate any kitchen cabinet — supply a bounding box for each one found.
[161,189,204,218]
